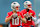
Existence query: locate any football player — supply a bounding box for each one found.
[21,1,36,27]
[5,2,26,27]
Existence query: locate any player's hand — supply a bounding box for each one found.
[12,13,18,19]
[24,14,28,19]
[9,13,16,19]
[18,15,21,19]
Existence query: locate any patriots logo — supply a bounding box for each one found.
[26,2,27,3]
[14,3,16,4]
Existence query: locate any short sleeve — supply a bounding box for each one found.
[6,12,10,18]
[6,11,13,18]
[33,11,36,17]
[6,16,10,18]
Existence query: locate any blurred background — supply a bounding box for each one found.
[0,0,40,27]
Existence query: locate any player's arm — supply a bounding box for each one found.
[18,16,26,23]
[21,18,26,23]
[31,11,37,22]
[32,16,37,22]
[5,14,13,23]
[18,12,26,23]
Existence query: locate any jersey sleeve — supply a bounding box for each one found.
[6,16,10,18]
[21,9,25,15]
[33,11,36,17]
[20,9,26,18]
[20,12,24,18]
[6,12,11,18]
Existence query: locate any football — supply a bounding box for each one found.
[12,13,18,19]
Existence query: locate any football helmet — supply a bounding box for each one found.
[11,2,20,12]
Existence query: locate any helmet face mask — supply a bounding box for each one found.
[27,4,32,10]
[28,4,32,7]
[15,6,19,12]
[15,6,20,10]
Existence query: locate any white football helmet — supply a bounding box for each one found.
[38,13,40,16]
[11,2,20,12]
[24,1,32,10]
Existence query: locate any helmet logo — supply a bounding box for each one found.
[14,3,16,4]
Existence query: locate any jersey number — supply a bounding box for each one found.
[12,18,19,25]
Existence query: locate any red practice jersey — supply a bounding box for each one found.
[6,11,22,27]
[21,9,36,27]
